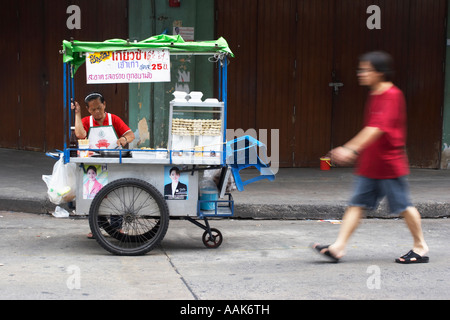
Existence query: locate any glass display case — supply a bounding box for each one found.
[168,96,225,165]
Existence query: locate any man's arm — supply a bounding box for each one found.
[330,126,384,165]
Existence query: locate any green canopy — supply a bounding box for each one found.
[62,34,234,74]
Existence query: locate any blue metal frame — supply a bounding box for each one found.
[197,193,234,218]
[63,62,76,164]
[63,54,229,166]
[221,56,228,166]
[63,63,68,163]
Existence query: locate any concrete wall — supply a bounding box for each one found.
[128,0,215,149]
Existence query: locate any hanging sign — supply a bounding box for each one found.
[85,49,170,84]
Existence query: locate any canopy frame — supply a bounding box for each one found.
[61,35,232,164]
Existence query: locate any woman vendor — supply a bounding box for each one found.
[71,92,135,149]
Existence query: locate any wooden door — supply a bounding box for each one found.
[216,0,297,167]
[405,0,446,168]
[0,0,129,152]
[331,0,446,168]
[293,0,335,166]
[18,0,47,151]
[67,0,130,129]
[0,1,47,151]
[255,0,297,167]
[331,0,411,148]
[54,0,130,148]
[217,0,446,168]
[215,0,258,132]
[0,3,20,148]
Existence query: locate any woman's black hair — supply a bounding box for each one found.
[84,92,105,104]
[86,165,97,174]
[359,51,395,81]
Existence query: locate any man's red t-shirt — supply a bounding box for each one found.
[81,112,131,139]
[356,85,410,179]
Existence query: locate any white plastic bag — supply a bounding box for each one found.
[202,168,236,193]
[42,154,77,205]
[52,206,70,218]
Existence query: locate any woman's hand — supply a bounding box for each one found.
[117,136,127,147]
[71,100,81,113]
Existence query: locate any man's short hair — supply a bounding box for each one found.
[359,51,395,81]
[169,166,180,175]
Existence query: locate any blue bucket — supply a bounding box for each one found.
[200,187,218,211]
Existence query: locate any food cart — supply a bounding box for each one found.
[59,35,275,255]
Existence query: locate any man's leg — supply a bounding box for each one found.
[327,206,364,259]
[399,206,429,259]
[313,176,372,260]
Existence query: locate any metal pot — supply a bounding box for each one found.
[95,150,131,158]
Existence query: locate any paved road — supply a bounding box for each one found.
[1,211,449,301]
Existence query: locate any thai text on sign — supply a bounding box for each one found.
[86,49,171,84]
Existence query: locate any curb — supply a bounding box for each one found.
[2,197,449,220]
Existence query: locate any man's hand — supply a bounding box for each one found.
[330,126,383,166]
[330,146,358,166]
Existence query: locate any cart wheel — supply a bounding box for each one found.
[202,228,223,249]
[88,178,169,256]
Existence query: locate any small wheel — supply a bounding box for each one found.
[88,178,169,256]
[202,228,223,249]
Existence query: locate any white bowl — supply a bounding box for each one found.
[204,98,219,104]
[173,91,188,100]
[189,91,203,100]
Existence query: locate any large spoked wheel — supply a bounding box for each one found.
[88,178,169,256]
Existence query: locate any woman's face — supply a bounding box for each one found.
[169,171,179,183]
[86,98,106,122]
[87,168,97,181]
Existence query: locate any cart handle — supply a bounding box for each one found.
[45,149,63,160]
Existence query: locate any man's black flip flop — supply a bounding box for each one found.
[395,250,429,264]
[311,243,339,263]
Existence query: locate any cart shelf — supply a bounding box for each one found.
[197,193,234,218]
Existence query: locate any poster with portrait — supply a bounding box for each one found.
[83,164,108,199]
[164,166,188,200]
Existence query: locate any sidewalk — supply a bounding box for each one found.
[1,148,449,219]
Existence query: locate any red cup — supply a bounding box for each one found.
[320,157,331,170]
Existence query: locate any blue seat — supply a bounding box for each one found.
[226,136,275,191]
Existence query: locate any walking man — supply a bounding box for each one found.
[312,51,429,264]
